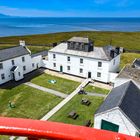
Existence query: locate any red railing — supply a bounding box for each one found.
[0,117,139,140]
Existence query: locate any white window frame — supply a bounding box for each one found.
[80,68,83,74]
[67,56,70,62]
[0,63,3,69]
[98,62,102,67]
[67,66,70,71]
[97,72,101,77]
[53,63,56,68]
[22,57,25,62]
[53,54,56,59]
[1,73,5,80]
[80,58,83,64]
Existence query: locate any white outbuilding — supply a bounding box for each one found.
[45,37,121,83]
[0,41,43,85]
[94,81,140,137]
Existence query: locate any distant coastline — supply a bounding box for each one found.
[0,17,140,37]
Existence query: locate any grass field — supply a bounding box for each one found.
[49,94,104,126]
[0,84,62,119]
[120,53,140,69]
[31,73,80,94]
[84,85,110,95]
[0,31,140,52]
[0,135,10,140]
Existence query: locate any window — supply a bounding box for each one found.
[53,54,56,59]
[113,59,115,65]
[67,66,70,71]
[67,56,70,62]
[23,66,26,71]
[32,63,35,68]
[98,62,102,67]
[22,57,25,62]
[1,73,5,80]
[53,63,56,67]
[97,72,101,77]
[0,63,3,69]
[80,68,83,73]
[80,58,83,64]
[18,72,20,76]
[11,60,15,65]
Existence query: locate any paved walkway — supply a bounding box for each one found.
[25,82,68,99]
[40,78,91,120]
[44,69,112,90]
[86,92,107,98]
[15,79,91,140]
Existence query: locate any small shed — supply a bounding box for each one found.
[94,81,140,137]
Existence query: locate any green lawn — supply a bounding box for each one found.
[0,85,62,119]
[120,53,140,69]
[31,74,80,94]
[49,94,104,126]
[84,85,110,95]
[0,31,140,51]
[0,135,10,140]
[27,45,51,54]
[0,44,16,50]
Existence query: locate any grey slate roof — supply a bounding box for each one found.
[0,46,30,62]
[49,43,116,61]
[11,66,17,72]
[68,37,90,43]
[31,51,48,58]
[96,81,140,130]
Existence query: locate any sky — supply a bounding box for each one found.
[0,0,140,17]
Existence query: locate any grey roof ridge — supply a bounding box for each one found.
[117,80,132,107]
[95,106,119,116]
[0,45,19,51]
[118,107,140,131]
[95,89,113,115]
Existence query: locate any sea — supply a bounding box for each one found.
[0,17,140,37]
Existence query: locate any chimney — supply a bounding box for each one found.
[110,50,115,58]
[115,47,120,55]
[19,40,25,47]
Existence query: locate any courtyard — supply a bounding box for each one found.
[0,84,62,119]
[31,73,80,94]
[49,94,104,126]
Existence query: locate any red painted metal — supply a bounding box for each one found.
[0,117,139,140]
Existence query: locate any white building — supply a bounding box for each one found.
[114,58,140,88]
[0,41,43,85]
[45,37,121,83]
[94,81,140,137]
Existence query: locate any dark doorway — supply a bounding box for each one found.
[36,64,39,69]
[88,72,91,78]
[12,73,15,81]
[60,65,63,72]
[101,120,119,132]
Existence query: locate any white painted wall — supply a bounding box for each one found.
[109,55,120,72]
[13,66,24,81]
[0,54,42,85]
[94,108,139,136]
[45,51,120,83]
